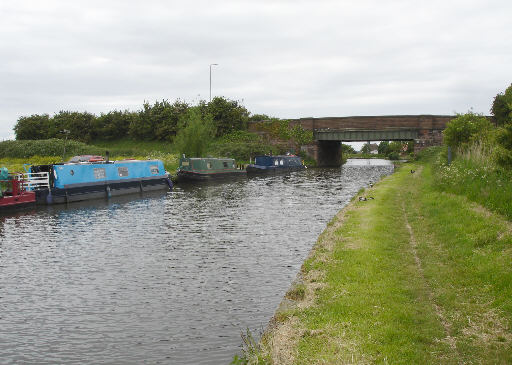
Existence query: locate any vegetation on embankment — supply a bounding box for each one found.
[431,146,512,220]
[0,129,310,174]
[5,95,316,170]
[0,139,180,173]
[235,150,512,364]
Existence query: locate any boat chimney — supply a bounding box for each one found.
[106,150,110,163]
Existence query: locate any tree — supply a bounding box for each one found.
[248,113,271,121]
[93,110,136,140]
[443,112,492,149]
[360,143,371,154]
[50,111,96,143]
[378,141,390,155]
[14,114,50,140]
[388,141,403,154]
[491,83,512,126]
[131,100,165,140]
[154,100,189,141]
[174,108,216,157]
[206,96,249,137]
[341,144,356,154]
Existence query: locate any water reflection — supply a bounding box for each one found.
[0,160,393,364]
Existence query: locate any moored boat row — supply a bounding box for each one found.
[1,153,306,212]
[176,154,305,182]
[1,156,172,212]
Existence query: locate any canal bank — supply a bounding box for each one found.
[242,157,512,364]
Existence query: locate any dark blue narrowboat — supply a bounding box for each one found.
[246,155,305,174]
[28,156,172,204]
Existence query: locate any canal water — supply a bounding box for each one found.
[0,160,393,364]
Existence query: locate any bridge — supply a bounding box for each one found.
[287,115,455,166]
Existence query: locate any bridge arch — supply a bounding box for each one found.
[289,115,454,167]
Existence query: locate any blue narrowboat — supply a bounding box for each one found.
[246,155,305,174]
[28,156,172,204]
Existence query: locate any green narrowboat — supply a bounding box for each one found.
[176,157,247,182]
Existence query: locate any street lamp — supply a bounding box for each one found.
[209,63,218,102]
[61,129,70,162]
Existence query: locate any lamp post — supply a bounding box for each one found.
[209,63,218,102]
[61,129,70,162]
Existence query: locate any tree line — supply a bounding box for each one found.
[13,97,262,143]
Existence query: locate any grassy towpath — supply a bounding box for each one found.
[252,161,512,364]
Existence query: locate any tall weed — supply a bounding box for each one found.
[431,148,512,220]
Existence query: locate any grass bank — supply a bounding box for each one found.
[238,153,512,364]
[430,147,512,220]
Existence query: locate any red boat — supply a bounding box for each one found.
[0,172,36,211]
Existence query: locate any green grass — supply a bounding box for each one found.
[254,155,512,364]
[91,138,176,154]
[429,148,512,220]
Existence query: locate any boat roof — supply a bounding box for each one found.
[255,155,299,158]
[182,157,235,161]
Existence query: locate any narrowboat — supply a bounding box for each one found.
[27,156,172,204]
[176,157,246,182]
[0,168,36,211]
[246,155,305,174]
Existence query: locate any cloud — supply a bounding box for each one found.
[1,0,511,139]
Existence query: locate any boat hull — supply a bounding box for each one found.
[35,177,171,204]
[177,170,246,182]
[246,165,305,174]
[0,192,36,212]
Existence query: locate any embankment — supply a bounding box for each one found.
[247,158,512,364]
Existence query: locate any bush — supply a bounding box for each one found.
[495,123,512,167]
[388,152,400,160]
[443,112,493,149]
[174,108,216,157]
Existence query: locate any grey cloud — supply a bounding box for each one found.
[1,0,511,139]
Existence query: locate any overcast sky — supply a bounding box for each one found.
[1,0,511,140]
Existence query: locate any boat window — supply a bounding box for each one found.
[94,168,106,179]
[274,160,279,166]
[118,167,129,177]
[150,165,159,174]
[207,162,212,169]
[181,161,189,167]
[223,162,228,168]
[280,159,284,165]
